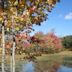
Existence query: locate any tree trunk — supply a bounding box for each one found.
[10,50,12,72]
[2,25,5,72]
[10,15,16,72]
[12,42,15,72]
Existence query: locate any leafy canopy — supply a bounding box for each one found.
[0,0,60,33]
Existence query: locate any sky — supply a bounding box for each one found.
[30,0,72,37]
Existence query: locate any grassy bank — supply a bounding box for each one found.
[36,51,72,61]
[0,51,72,68]
[0,51,72,63]
[36,51,72,65]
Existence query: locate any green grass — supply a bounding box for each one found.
[36,51,72,67]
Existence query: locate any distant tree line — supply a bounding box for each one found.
[62,35,72,50]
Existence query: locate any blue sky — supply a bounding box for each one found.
[30,0,72,37]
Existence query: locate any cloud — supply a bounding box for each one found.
[65,12,72,20]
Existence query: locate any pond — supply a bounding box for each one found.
[20,61,72,72]
[57,66,72,72]
[0,61,72,72]
[21,61,35,72]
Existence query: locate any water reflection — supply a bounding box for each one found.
[21,61,72,72]
[21,61,35,72]
[57,66,72,72]
[1,61,72,72]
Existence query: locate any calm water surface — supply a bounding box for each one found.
[0,61,72,72]
[21,61,35,72]
[21,61,72,72]
[57,66,72,72]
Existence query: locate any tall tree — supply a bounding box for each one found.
[0,0,60,72]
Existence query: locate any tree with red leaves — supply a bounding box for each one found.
[44,32,63,53]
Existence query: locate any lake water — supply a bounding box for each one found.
[0,61,72,72]
[21,61,35,72]
[57,66,72,72]
[21,61,72,72]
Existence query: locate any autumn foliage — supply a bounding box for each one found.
[0,0,60,55]
[27,32,63,54]
[43,32,63,53]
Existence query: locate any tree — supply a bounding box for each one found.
[0,0,59,72]
[29,36,43,56]
[33,32,45,52]
[29,31,63,54]
[15,33,31,54]
[44,32,63,53]
[62,35,72,50]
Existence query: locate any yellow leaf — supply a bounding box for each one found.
[0,17,3,22]
[15,27,20,31]
[47,0,53,5]
[20,18,24,21]
[7,28,10,32]
[14,0,18,6]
